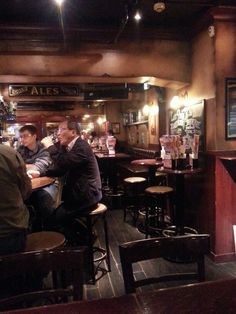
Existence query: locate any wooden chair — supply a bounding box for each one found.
[119,234,210,294]
[0,247,85,311]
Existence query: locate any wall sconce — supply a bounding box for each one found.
[170,95,180,109]
[181,91,189,106]
[170,91,189,109]
[97,116,106,125]
[150,103,159,116]
[142,104,150,116]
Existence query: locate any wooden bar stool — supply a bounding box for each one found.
[123,176,147,226]
[141,186,173,238]
[25,231,66,290]
[155,172,168,186]
[75,203,111,284]
[26,231,66,252]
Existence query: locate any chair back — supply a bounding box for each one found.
[0,247,85,311]
[119,234,210,294]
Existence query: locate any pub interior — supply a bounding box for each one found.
[0,0,236,312]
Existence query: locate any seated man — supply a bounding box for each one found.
[0,144,31,255]
[17,124,58,227]
[41,120,102,239]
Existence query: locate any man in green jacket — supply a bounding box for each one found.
[0,144,31,255]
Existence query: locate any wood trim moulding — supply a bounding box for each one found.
[209,250,236,263]
[0,76,189,90]
[206,150,236,156]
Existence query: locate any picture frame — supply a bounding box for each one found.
[169,99,205,152]
[225,78,236,140]
[111,122,120,134]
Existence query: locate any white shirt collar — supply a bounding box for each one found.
[67,136,79,151]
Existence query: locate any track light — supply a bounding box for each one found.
[134,10,142,21]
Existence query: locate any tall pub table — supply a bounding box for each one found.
[157,167,202,236]
[131,159,163,186]
[95,152,131,194]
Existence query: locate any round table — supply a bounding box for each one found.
[131,159,163,185]
[31,177,55,191]
[157,167,202,236]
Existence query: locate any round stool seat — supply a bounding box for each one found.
[145,186,173,195]
[90,203,107,216]
[124,177,147,184]
[26,231,66,252]
[155,172,167,178]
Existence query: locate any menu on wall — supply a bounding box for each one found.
[169,99,205,152]
[226,78,236,139]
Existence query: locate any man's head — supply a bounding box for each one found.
[107,129,114,136]
[57,120,80,146]
[19,124,37,150]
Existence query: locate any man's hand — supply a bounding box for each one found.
[27,170,40,179]
[41,136,54,148]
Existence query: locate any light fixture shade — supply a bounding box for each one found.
[153,2,165,13]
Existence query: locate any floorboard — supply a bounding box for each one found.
[84,208,236,300]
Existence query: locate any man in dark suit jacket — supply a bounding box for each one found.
[41,120,102,225]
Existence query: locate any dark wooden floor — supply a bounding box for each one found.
[84,207,236,301]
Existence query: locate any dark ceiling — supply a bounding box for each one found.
[0,0,235,48]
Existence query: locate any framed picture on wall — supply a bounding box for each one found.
[225,78,236,140]
[111,122,120,134]
[169,99,205,152]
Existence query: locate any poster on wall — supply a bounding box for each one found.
[225,78,236,140]
[169,99,205,152]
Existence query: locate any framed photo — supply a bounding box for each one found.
[225,78,236,140]
[169,99,205,152]
[111,122,120,134]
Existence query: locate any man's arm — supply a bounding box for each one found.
[15,152,32,200]
[45,140,89,177]
[32,147,53,174]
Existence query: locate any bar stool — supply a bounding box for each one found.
[74,203,111,284]
[123,176,147,226]
[141,186,173,238]
[26,231,66,252]
[155,172,168,186]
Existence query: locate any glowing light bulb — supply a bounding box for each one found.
[170,96,180,109]
[134,11,142,21]
[97,117,103,125]
[142,104,150,116]
[54,0,64,6]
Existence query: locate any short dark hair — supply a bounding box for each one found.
[91,131,97,137]
[108,129,114,136]
[19,124,37,135]
[65,120,81,135]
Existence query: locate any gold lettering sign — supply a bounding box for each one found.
[9,85,79,97]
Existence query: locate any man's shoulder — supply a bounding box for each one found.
[36,142,51,155]
[72,137,93,154]
[0,144,23,163]
[0,144,18,157]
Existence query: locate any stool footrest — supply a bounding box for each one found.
[93,246,107,263]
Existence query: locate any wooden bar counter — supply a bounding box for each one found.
[200,151,236,262]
